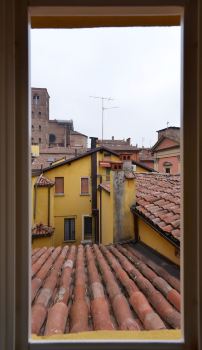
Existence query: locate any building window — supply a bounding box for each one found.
[38,111,41,115]
[64,218,75,241]
[33,94,39,104]
[49,133,56,143]
[55,177,64,194]
[106,168,110,181]
[39,138,41,144]
[81,177,89,194]
[83,216,92,240]
[39,125,41,131]
[165,167,171,173]
[32,125,34,130]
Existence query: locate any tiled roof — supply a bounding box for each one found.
[32,224,54,238]
[35,174,55,187]
[133,173,181,243]
[31,242,180,336]
[100,181,111,193]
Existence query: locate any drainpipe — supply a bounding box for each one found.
[99,175,102,244]
[90,137,99,243]
[48,186,50,227]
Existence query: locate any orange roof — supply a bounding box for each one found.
[31,242,180,336]
[35,174,55,187]
[132,173,180,244]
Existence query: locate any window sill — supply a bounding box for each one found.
[80,193,90,196]
[64,240,76,243]
[54,193,64,196]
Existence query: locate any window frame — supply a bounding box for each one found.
[0,1,201,350]
[64,217,76,242]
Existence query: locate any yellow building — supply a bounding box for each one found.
[32,144,137,247]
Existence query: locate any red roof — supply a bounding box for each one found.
[32,224,54,238]
[133,173,181,243]
[35,174,55,187]
[31,242,180,336]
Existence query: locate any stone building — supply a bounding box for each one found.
[31,87,87,150]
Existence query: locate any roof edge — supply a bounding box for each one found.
[131,206,180,249]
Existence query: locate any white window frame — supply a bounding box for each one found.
[0,1,201,350]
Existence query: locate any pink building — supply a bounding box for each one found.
[151,127,180,174]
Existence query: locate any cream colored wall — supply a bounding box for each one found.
[138,218,180,265]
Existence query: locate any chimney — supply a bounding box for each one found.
[112,136,114,141]
[126,137,131,145]
[90,137,98,149]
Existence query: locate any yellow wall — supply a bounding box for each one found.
[138,218,180,265]
[31,145,39,157]
[136,165,150,173]
[32,236,53,249]
[41,156,92,246]
[99,185,114,245]
[122,178,136,239]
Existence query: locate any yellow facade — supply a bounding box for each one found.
[98,172,136,244]
[32,176,55,248]
[32,149,180,266]
[137,218,180,265]
[32,150,125,247]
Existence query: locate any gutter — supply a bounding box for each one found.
[131,206,180,249]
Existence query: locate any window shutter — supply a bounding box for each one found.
[55,177,64,193]
[81,178,89,194]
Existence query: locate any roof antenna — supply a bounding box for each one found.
[167,121,170,128]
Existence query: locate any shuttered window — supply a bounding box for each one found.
[55,177,64,194]
[64,218,75,241]
[81,177,89,194]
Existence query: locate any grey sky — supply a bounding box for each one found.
[31,26,181,147]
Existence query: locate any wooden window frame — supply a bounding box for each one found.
[0,1,201,350]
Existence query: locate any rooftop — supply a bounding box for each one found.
[132,173,181,244]
[31,242,180,336]
[32,224,54,238]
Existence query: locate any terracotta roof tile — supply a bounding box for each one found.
[32,224,54,238]
[133,173,181,243]
[35,174,55,187]
[31,242,181,336]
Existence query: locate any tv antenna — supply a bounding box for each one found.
[90,96,119,142]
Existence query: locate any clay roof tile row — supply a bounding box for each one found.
[31,242,180,336]
[134,173,181,243]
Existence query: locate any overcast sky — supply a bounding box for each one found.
[31,26,181,147]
